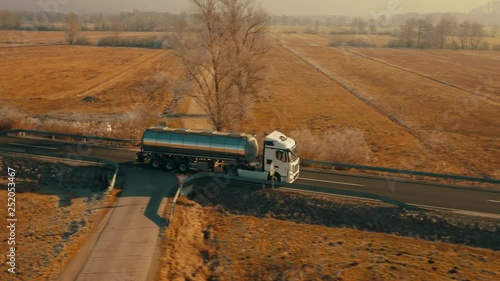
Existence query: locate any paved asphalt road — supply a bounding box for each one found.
[1,135,499,216]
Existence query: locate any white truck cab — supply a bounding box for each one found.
[262,131,300,183]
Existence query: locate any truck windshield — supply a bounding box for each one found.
[288,147,299,162]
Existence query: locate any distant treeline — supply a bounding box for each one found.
[1,8,499,33]
[1,8,498,50]
[270,10,500,27]
[0,9,184,32]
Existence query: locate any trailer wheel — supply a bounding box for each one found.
[150,157,162,169]
[164,159,175,172]
[177,160,189,173]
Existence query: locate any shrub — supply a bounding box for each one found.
[330,38,376,48]
[74,36,90,45]
[0,106,23,131]
[97,36,166,49]
[345,38,376,48]
[290,128,372,164]
[0,105,161,139]
[303,27,318,34]
[329,39,343,47]
[477,42,490,50]
[329,30,355,35]
[493,44,500,51]
[385,39,403,48]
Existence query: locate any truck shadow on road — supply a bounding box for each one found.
[117,164,181,228]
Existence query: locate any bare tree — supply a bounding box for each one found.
[8,12,21,29]
[433,14,457,48]
[458,21,484,50]
[172,0,270,131]
[111,15,123,44]
[94,13,105,31]
[80,13,89,31]
[491,23,499,38]
[0,10,22,30]
[400,18,416,47]
[64,12,80,45]
[469,22,484,50]
[313,20,320,34]
[351,17,367,34]
[458,21,472,49]
[415,19,430,48]
[0,10,11,29]
[368,18,377,33]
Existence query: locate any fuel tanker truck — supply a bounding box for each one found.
[136,127,300,183]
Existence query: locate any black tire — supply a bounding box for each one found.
[150,157,162,169]
[269,173,281,183]
[164,158,175,172]
[177,160,189,173]
[137,155,145,163]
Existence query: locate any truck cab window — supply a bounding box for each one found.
[276,150,288,162]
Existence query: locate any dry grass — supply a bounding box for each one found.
[0,44,185,138]
[159,199,216,281]
[290,128,372,164]
[0,155,119,280]
[0,106,22,130]
[0,105,160,139]
[240,42,442,173]
[161,198,500,281]
[263,34,499,178]
[0,45,168,115]
[213,216,500,281]
[0,30,166,46]
[273,33,396,47]
[346,48,500,97]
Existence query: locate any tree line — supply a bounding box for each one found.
[0,9,183,32]
[396,15,488,50]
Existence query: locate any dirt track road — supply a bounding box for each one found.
[59,166,177,281]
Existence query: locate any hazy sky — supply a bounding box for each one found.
[0,0,493,16]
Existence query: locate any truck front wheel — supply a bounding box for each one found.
[269,173,281,183]
[150,157,162,169]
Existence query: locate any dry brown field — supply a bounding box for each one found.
[0,155,118,281]
[271,30,398,47]
[0,45,176,117]
[246,39,438,172]
[264,33,499,178]
[161,197,500,281]
[270,25,342,35]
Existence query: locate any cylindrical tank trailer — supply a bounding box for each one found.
[140,127,258,163]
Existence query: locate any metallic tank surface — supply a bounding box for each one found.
[141,127,259,163]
